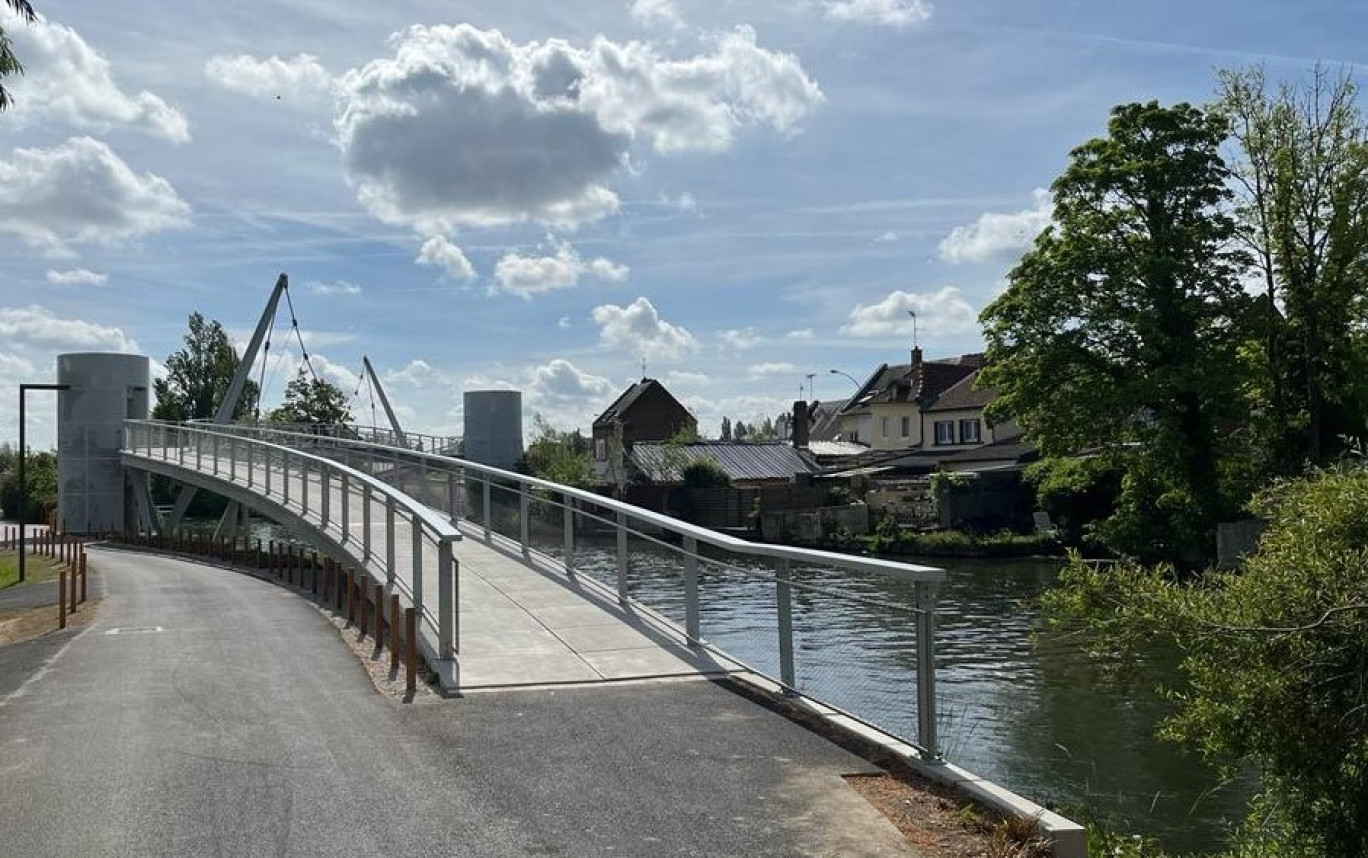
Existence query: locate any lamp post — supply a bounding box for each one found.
[17,383,68,583]
[804,372,817,402]
[828,369,860,389]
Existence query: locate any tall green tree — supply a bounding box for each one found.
[153,312,259,422]
[980,101,1250,562]
[520,414,591,488]
[0,0,36,112]
[267,369,352,426]
[1219,65,1368,470]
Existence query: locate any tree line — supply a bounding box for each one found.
[990,66,1368,855]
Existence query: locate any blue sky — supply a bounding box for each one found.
[1,0,1363,445]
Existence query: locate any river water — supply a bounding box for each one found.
[218,514,1243,851]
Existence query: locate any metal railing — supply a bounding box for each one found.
[195,421,948,755]
[122,420,461,689]
[190,419,461,456]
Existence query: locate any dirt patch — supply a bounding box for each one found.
[0,600,100,646]
[846,771,1052,858]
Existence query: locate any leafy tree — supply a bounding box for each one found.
[1044,465,1368,856]
[0,449,56,524]
[734,421,749,440]
[268,369,352,426]
[980,101,1250,563]
[520,414,591,488]
[0,0,36,112]
[153,312,259,422]
[681,458,731,488]
[720,416,732,441]
[1218,65,1368,470]
[758,416,775,439]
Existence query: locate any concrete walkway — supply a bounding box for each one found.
[127,445,741,691]
[0,548,924,857]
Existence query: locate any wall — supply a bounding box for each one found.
[760,503,870,542]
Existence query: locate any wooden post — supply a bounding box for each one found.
[389,593,401,673]
[374,580,384,644]
[68,553,78,614]
[311,552,319,596]
[345,568,354,626]
[58,565,67,630]
[79,551,87,604]
[405,607,417,697]
[358,574,368,639]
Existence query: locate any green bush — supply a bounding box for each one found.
[681,458,731,488]
[0,451,57,524]
[1043,465,1368,856]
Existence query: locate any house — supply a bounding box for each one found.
[835,347,983,450]
[591,378,696,484]
[919,371,1023,452]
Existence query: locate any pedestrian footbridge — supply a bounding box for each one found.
[121,420,946,754]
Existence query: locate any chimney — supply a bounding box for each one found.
[792,400,810,448]
[911,346,923,368]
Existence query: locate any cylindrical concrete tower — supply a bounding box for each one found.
[57,353,150,533]
[462,390,523,470]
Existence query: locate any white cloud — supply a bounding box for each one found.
[631,0,684,29]
[5,12,188,141]
[720,326,761,350]
[204,53,333,99]
[305,280,362,296]
[0,137,191,251]
[492,237,629,298]
[663,191,698,213]
[334,24,821,233]
[0,304,138,352]
[45,268,107,285]
[840,287,979,338]
[938,189,1051,264]
[667,370,710,387]
[785,328,814,339]
[748,361,796,376]
[525,358,616,407]
[416,236,477,281]
[874,231,899,243]
[824,0,933,27]
[591,297,697,359]
[558,316,573,329]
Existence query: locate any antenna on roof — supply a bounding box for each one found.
[641,357,647,379]
[907,310,919,349]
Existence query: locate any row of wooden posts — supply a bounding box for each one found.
[116,530,421,697]
[0,525,90,630]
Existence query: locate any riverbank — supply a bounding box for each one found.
[813,528,1065,559]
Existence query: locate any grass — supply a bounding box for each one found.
[0,550,70,589]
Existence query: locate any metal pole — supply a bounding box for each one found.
[363,485,372,560]
[615,509,629,605]
[340,473,349,542]
[915,581,939,757]
[385,498,396,586]
[17,383,68,584]
[320,466,330,529]
[683,536,699,646]
[438,539,456,662]
[410,512,422,612]
[482,478,491,540]
[519,486,530,556]
[563,497,574,574]
[777,559,796,692]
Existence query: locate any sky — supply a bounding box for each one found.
[1,0,1365,447]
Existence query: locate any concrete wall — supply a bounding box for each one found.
[56,352,150,533]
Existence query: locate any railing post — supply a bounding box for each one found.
[447,471,459,522]
[915,581,939,757]
[563,497,574,574]
[777,559,796,692]
[283,451,291,507]
[211,432,219,475]
[301,458,310,517]
[228,436,236,481]
[439,538,456,665]
[265,445,273,496]
[482,478,491,540]
[178,427,185,465]
[195,431,202,470]
[615,509,629,605]
[246,437,254,488]
[340,473,349,542]
[362,485,372,560]
[385,497,396,587]
[683,537,700,646]
[320,466,331,529]
[410,512,422,613]
[518,486,530,556]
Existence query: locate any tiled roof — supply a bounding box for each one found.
[923,370,995,412]
[629,442,819,483]
[840,354,983,413]
[593,379,684,429]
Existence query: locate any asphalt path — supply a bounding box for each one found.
[0,548,920,857]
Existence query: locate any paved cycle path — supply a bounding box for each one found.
[0,548,923,857]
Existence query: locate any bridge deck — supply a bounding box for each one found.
[131,446,737,690]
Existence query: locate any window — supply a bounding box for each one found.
[933,420,954,445]
[900,416,910,437]
[881,416,890,438]
[959,419,981,444]
[595,438,607,460]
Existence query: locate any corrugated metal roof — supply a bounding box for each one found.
[806,440,867,457]
[629,442,819,483]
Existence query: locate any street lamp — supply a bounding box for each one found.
[828,368,861,389]
[17,383,68,583]
[804,372,817,401]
